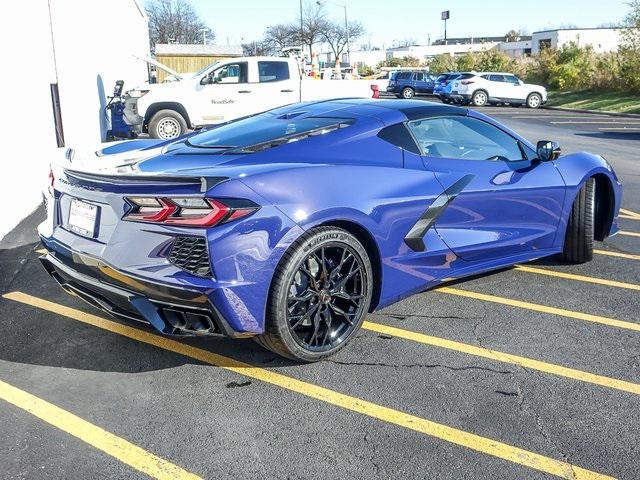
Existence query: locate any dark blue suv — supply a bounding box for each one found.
[386,71,436,99]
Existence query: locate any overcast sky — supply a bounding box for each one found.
[189,0,630,48]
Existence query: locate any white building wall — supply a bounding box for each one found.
[0,0,149,241]
[532,29,624,55]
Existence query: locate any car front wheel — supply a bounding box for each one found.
[527,93,542,109]
[255,227,373,362]
[561,178,594,263]
[149,109,188,139]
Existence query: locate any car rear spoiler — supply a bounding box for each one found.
[63,169,227,193]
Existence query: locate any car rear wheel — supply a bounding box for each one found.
[401,87,415,99]
[526,93,542,109]
[561,178,594,263]
[255,227,373,362]
[472,90,488,107]
[149,109,188,139]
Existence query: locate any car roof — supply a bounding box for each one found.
[321,98,468,121]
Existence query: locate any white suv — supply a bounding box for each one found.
[447,72,547,109]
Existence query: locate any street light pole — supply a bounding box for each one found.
[342,4,350,67]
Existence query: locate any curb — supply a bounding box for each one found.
[543,105,640,118]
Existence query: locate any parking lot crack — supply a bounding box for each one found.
[509,370,578,479]
[326,359,513,375]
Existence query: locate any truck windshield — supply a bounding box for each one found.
[186,114,353,150]
[192,61,220,78]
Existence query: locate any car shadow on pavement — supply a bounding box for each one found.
[575,131,640,141]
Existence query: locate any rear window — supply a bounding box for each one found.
[258,61,290,82]
[457,73,475,80]
[187,115,353,150]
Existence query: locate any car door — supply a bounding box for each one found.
[406,114,566,262]
[487,74,508,101]
[413,72,427,94]
[503,75,527,102]
[255,60,298,111]
[194,62,254,125]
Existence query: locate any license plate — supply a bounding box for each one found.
[69,199,98,237]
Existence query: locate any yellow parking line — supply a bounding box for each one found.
[35,248,47,254]
[620,208,640,219]
[0,379,201,480]
[594,249,640,261]
[619,214,638,220]
[2,292,613,480]
[619,231,640,238]
[436,287,640,333]
[514,265,640,291]
[362,321,640,396]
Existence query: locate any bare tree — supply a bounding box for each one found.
[241,40,274,56]
[320,20,365,64]
[264,23,297,53]
[505,29,521,42]
[146,0,213,48]
[289,1,328,59]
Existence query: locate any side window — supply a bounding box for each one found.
[258,61,290,82]
[489,74,505,82]
[414,72,424,82]
[406,116,525,162]
[505,75,520,85]
[209,63,247,84]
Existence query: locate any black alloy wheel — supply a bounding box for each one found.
[255,227,373,362]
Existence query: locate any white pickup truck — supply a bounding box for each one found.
[124,56,379,139]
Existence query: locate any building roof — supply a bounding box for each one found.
[532,27,627,34]
[155,43,243,56]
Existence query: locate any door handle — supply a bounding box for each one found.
[238,90,252,93]
[281,89,294,93]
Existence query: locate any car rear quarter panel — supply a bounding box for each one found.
[239,160,459,310]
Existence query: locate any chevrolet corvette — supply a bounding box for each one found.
[39,99,623,361]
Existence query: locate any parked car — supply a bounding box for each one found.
[433,73,461,103]
[123,56,378,139]
[386,70,436,98]
[40,99,622,361]
[447,72,547,108]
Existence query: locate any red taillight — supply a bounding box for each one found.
[371,84,379,99]
[443,80,449,85]
[123,197,258,227]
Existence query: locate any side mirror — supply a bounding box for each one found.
[536,140,561,161]
[200,75,213,86]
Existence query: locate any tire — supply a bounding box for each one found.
[148,109,188,139]
[441,97,451,104]
[526,92,542,109]
[471,90,488,107]
[255,226,373,362]
[401,87,415,99]
[561,178,595,263]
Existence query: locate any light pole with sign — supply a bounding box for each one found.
[441,10,449,45]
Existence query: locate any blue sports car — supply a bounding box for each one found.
[39,99,622,361]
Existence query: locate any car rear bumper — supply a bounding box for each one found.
[39,242,252,338]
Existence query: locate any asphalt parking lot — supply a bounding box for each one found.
[1,104,639,479]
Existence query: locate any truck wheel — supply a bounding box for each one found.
[149,109,188,140]
[401,87,415,99]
